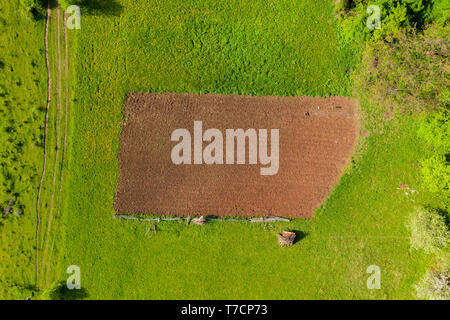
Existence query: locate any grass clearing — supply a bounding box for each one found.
[57,0,431,299]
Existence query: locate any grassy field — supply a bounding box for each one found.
[64,116,431,299]
[53,0,432,299]
[0,3,47,299]
[0,1,73,299]
[1,0,442,300]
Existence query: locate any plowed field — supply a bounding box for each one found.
[114,92,359,218]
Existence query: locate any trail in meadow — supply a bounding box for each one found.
[37,1,70,289]
[42,3,63,287]
[36,2,52,288]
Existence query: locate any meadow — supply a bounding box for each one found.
[0,3,46,299]
[1,0,446,300]
[57,0,432,299]
[0,1,73,299]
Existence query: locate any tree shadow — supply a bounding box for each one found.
[408,0,433,31]
[28,1,47,21]
[70,0,123,17]
[435,208,449,228]
[31,0,123,21]
[48,281,89,300]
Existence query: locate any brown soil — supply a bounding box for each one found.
[114,92,359,218]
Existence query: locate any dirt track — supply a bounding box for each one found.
[36,2,70,289]
[114,92,359,218]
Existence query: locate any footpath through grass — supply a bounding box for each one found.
[60,0,429,299]
[0,2,72,298]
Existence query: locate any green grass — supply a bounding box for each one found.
[36,4,71,291]
[0,2,72,299]
[75,0,351,96]
[55,0,431,299]
[64,112,431,299]
[0,3,47,299]
[0,0,437,300]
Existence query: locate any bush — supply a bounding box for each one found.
[431,0,450,26]
[407,207,449,254]
[353,24,449,115]
[20,0,39,11]
[417,110,450,196]
[415,265,450,300]
[420,155,450,194]
[337,0,437,45]
[19,0,46,20]
[418,109,450,152]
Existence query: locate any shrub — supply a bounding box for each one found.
[417,110,450,196]
[415,265,450,300]
[353,24,449,114]
[337,0,436,45]
[21,0,46,11]
[431,0,450,26]
[417,109,450,152]
[420,155,450,194]
[407,207,449,254]
[19,0,46,20]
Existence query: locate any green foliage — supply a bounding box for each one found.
[417,110,450,196]
[407,207,450,254]
[58,0,71,9]
[418,109,450,152]
[338,0,443,45]
[353,24,449,115]
[431,0,450,26]
[420,155,450,193]
[20,0,37,11]
[19,0,46,20]
[415,264,450,300]
[0,1,46,299]
[0,3,44,212]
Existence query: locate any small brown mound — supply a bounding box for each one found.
[114,92,359,218]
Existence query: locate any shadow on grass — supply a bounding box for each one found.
[68,0,123,16]
[291,230,308,245]
[31,0,123,20]
[435,208,449,228]
[48,281,89,300]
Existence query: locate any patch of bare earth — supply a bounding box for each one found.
[114,92,359,218]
